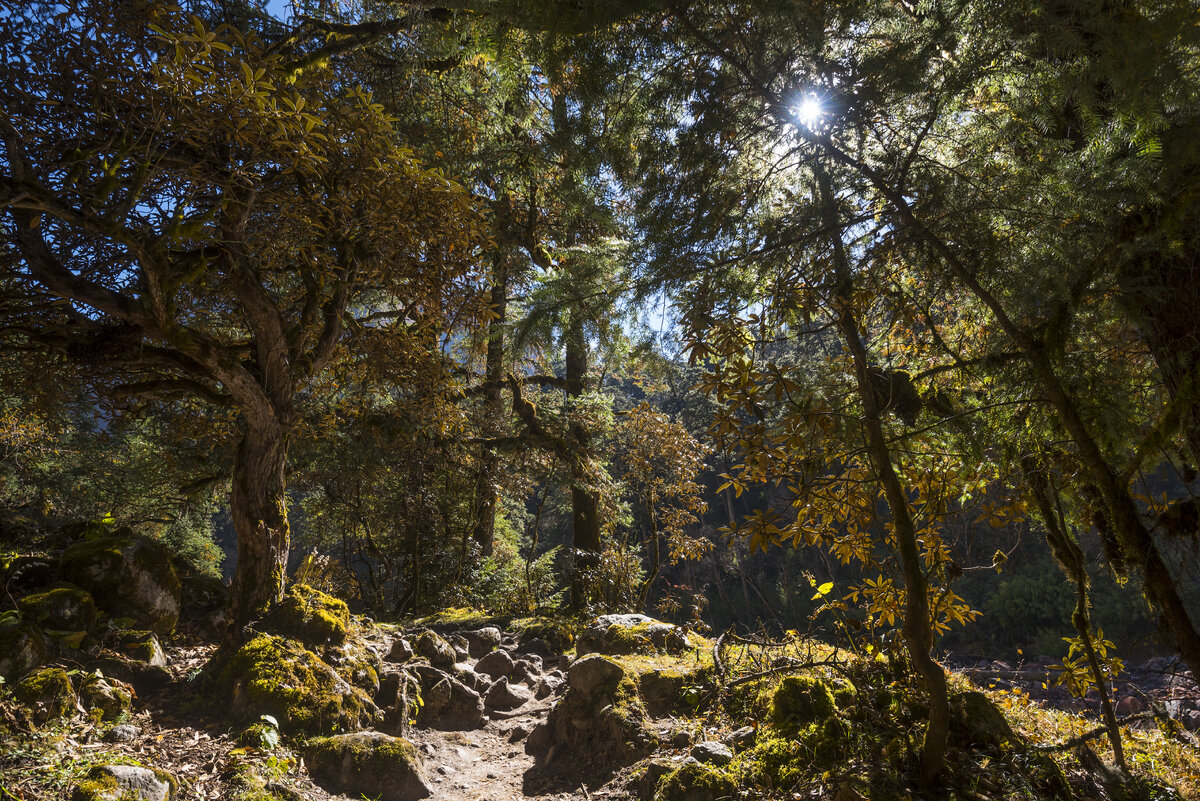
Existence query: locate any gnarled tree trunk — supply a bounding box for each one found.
[229,420,291,627]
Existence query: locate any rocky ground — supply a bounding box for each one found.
[3,529,1200,801]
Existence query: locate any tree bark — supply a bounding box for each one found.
[472,232,511,558]
[565,313,602,609]
[228,420,291,626]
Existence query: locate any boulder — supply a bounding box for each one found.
[80,674,134,721]
[413,630,456,670]
[1115,695,1146,716]
[770,675,836,735]
[71,765,176,801]
[221,634,379,735]
[111,630,167,668]
[528,655,656,769]
[445,633,470,663]
[690,741,733,766]
[576,614,690,656]
[14,667,78,724]
[949,691,1016,749]
[628,760,674,801]
[462,626,501,658]
[386,637,414,663]
[177,572,227,617]
[409,665,486,730]
[306,731,432,801]
[104,724,141,743]
[534,675,564,700]
[474,648,515,680]
[0,621,46,680]
[453,666,490,693]
[3,556,57,595]
[17,584,97,631]
[263,584,350,646]
[723,726,756,752]
[60,533,181,636]
[484,677,532,711]
[654,757,735,801]
[517,637,555,660]
[88,655,171,693]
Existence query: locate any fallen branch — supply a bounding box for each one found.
[1034,713,1155,751]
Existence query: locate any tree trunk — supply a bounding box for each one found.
[229,421,291,627]
[565,314,602,609]
[816,163,948,785]
[472,248,510,558]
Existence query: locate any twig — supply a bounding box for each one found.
[723,656,849,689]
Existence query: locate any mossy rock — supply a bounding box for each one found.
[654,758,736,801]
[637,665,710,715]
[306,731,432,801]
[412,630,456,669]
[0,621,46,680]
[14,667,78,724]
[17,583,97,631]
[770,675,836,735]
[110,630,167,667]
[577,614,689,656]
[949,691,1015,749]
[60,532,181,636]
[71,764,177,801]
[514,617,576,653]
[222,634,379,735]
[264,584,349,646]
[79,674,134,721]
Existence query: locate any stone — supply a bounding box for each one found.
[723,725,756,752]
[111,630,167,667]
[413,630,456,670]
[770,675,837,735]
[307,732,431,801]
[575,614,692,656]
[104,724,141,743]
[80,674,134,721]
[1184,710,1200,731]
[628,760,674,801]
[88,655,171,693]
[3,556,57,594]
[484,677,531,711]
[568,654,626,697]
[0,622,46,680]
[263,584,350,646]
[60,533,181,637]
[949,691,1016,749]
[474,648,515,680]
[508,723,533,742]
[690,741,733,766]
[386,637,414,663]
[453,666,490,692]
[534,675,563,700]
[409,665,486,730]
[17,584,97,631]
[517,637,554,659]
[445,634,471,663]
[71,764,176,801]
[654,758,735,801]
[14,667,78,724]
[1115,695,1146,716]
[177,572,227,618]
[671,729,693,748]
[462,627,501,658]
[221,634,379,735]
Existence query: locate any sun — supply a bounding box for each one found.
[791,94,826,129]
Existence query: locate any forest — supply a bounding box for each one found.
[1,0,1199,799]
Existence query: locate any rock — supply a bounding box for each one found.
[1115,695,1146,716]
[111,630,167,667]
[264,584,350,646]
[473,648,515,680]
[530,655,655,770]
[770,675,837,735]
[71,765,176,801]
[508,723,533,743]
[177,571,227,618]
[17,584,97,631]
[386,637,414,663]
[409,665,486,730]
[575,614,692,656]
[104,724,141,743]
[484,677,531,711]
[671,729,693,748]
[14,667,78,723]
[221,634,379,735]
[723,726,756,752]
[534,675,563,700]
[462,627,501,658]
[628,760,674,801]
[413,630,456,670]
[516,619,576,653]
[3,556,57,594]
[569,654,626,696]
[835,787,867,801]
[325,640,383,697]
[60,533,181,637]
[690,741,733,766]
[518,637,555,659]
[0,622,46,680]
[445,634,471,663]
[80,674,134,721]
[949,691,1016,749]
[654,758,735,801]
[306,731,431,801]
[1184,710,1200,731]
[88,655,171,693]
[453,666,490,692]
[638,668,701,716]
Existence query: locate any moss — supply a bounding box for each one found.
[111,630,165,666]
[831,677,857,708]
[265,584,349,645]
[70,772,120,801]
[604,621,655,654]
[222,634,374,735]
[15,667,78,723]
[0,621,46,680]
[654,759,736,801]
[17,583,97,631]
[79,674,133,721]
[770,675,836,735]
[636,664,712,715]
[512,616,577,652]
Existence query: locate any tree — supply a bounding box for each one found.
[0,0,484,624]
